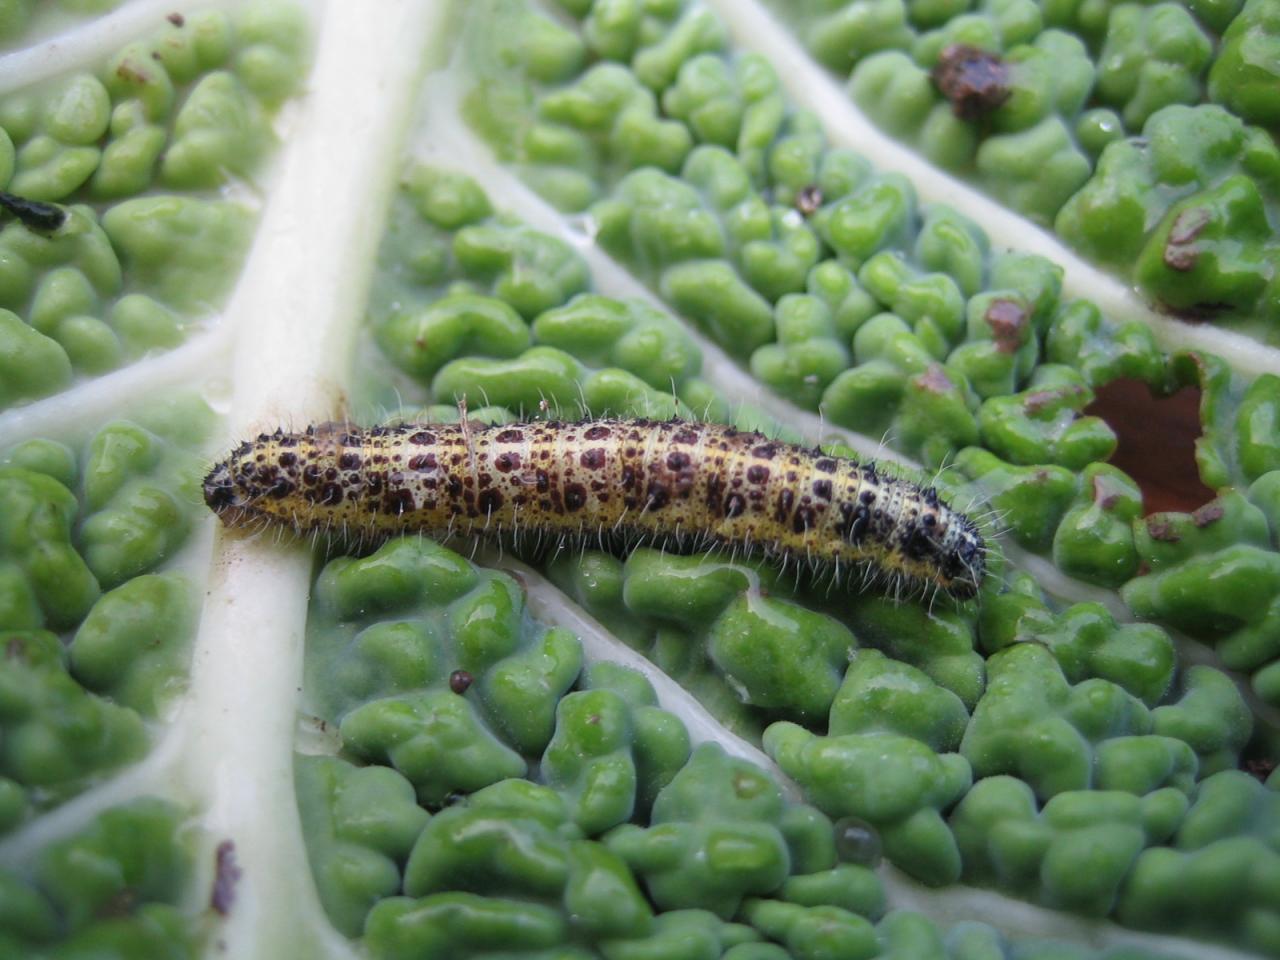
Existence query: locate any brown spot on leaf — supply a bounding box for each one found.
[1192,501,1224,527]
[918,364,956,393]
[933,44,1011,120]
[1023,387,1085,414]
[796,185,823,217]
[985,299,1028,353]
[115,61,151,84]
[212,841,241,916]
[1091,473,1127,510]
[1163,207,1212,273]
[449,670,473,694]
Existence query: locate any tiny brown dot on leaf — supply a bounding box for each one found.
[449,670,473,694]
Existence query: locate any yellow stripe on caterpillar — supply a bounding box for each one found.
[203,418,986,600]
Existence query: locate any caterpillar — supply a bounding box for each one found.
[202,417,986,601]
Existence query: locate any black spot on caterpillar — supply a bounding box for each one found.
[203,418,986,601]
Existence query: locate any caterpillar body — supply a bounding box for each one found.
[203,418,986,600]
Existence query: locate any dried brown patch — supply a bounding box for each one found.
[933,45,1011,120]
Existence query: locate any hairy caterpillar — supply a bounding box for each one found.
[203,418,986,600]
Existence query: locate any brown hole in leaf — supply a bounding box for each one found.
[1084,378,1215,516]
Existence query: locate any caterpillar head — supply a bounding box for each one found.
[203,440,272,528]
[880,483,988,601]
[937,516,986,600]
[203,431,315,529]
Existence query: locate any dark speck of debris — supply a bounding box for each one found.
[795,184,823,217]
[211,840,242,916]
[449,669,473,694]
[167,12,185,26]
[0,190,66,232]
[933,44,1011,120]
